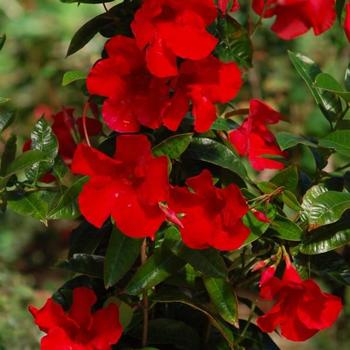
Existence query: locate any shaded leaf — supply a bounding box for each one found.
[271,165,299,193]
[185,137,247,179]
[271,215,303,241]
[104,228,142,288]
[276,132,317,151]
[164,227,228,278]
[0,110,15,133]
[5,150,47,176]
[0,135,17,176]
[58,253,104,278]
[315,72,350,102]
[319,130,350,157]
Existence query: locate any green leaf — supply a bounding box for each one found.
[125,250,185,295]
[315,73,350,102]
[25,118,58,182]
[288,51,342,121]
[216,16,253,68]
[203,277,238,327]
[164,227,228,278]
[186,137,247,179]
[49,176,87,215]
[345,62,350,91]
[271,215,303,241]
[104,228,142,288]
[0,110,15,133]
[58,254,104,278]
[300,215,350,255]
[8,190,80,223]
[271,165,299,193]
[304,191,350,228]
[276,132,317,151]
[319,130,350,157]
[336,0,346,21]
[0,135,17,176]
[62,70,86,86]
[5,150,47,176]
[146,319,200,350]
[153,133,193,160]
[66,2,137,56]
[0,34,5,51]
[301,184,328,224]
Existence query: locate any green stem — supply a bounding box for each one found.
[141,239,149,348]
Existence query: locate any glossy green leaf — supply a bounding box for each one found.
[104,228,142,288]
[216,16,252,68]
[8,190,80,223]
[5,150,47,176]
[61,0,115,3]
[125,250,185,295]
[186,137,247,179]
[276,132,317,151]
[164,227,228,278]
[58,254,104,278]
[304,191,350,227]
[203,277,238,327]
[153,133,193,160]
[288,51,342,121]
[25,118,58,182]
[300,217,350,254]
[271,215,303,241]
[319,130,350,156]
[62,70,86,86]
[0,135,17,176]
[315,73,350,101]
[0,110,15,133]
[301,184,328,224]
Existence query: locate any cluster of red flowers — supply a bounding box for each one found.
[30,0,345,348]
[257,257,342,341]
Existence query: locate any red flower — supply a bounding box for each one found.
[51,107,102,164]
[131,0,218,77]
[29,287,122,350]
[71,135,169,239]
[218,0,240,14]
[257,261,342,341]
[87,35,171,133]
[163,56,242,132]
[228,99,286,171]
[252,0,336,40]
[345,3,350,41]
[169,170,250,250]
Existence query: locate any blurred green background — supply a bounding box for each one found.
[0,0,350,349]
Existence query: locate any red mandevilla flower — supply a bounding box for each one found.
[163,55,242,132]
[345,3,350,42]
[131,0,218,77]
[257,261,343,341]
[29,287,122,350]
[218,0,240,14]
[87,35,171,133]
[71,135,170,239]
[252,0,336,40]
[229,99,286,171]
[169,169,250,250]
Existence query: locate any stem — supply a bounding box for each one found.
[141,239,149,348]
[102,2,109,12]
[236,301,256,346]
[82,102,91,147]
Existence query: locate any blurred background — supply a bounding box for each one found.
[0,0,349,349]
